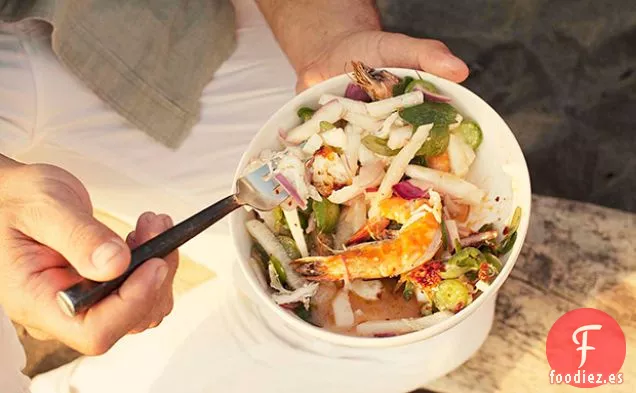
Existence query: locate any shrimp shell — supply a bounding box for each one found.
[292,212,442,281]
[351,61,400,101]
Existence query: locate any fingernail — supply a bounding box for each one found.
[154,264,169,291]
[92,240,125,270]
[442,55,467,70]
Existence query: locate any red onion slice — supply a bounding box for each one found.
[344,83,372,102]
[274,173,307,210]
[392,180,429,200]
[411,85,452,103]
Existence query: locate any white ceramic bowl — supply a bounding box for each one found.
[229,68,532,350]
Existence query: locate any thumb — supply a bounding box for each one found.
[18,202,130,281]
[374,32,469,83]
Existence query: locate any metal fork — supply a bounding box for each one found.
[56,164,289,317]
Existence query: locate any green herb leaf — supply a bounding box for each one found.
[293,304,312,323]
[399,102,458,128]
[361,135,401,156]
[392,76,414,96]
[509,207,522,233]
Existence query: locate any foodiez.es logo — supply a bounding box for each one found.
[546,308,626,388]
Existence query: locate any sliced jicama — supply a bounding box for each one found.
[327,161,385,204]
[374,124,433,208]
[319,94,368,114]
[246,219,306,289]
[332,289,355,327]
[445,219,460,252]
[350,280,383,300]
[321,127,347,149]
[387,126,413,150]
[286,100,344,143]
[343,111,383,132]
[406,165,486,205]
[334,196,367,248]
[366,91,423,118]
[282,208,309,258]
[447,133,476,177]
[358,144,379,165]
[302,133,323,155]
[355,311,454,336]
[344,124,361,175]
[475,280,490,292]
[250,257,269,289]
[327,184,363,204]
[271,282,319,306]
[376,111,400,139]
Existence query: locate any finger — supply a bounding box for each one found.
[16,202,130,281]
[129,213,177,323]
[75,258,168,354]
[375,33,469,83]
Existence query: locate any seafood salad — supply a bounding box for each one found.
[244,61,521,337]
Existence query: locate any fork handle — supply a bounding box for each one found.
[56,194,241,317]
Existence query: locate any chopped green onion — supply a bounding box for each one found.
[440,216,449,250]
[455,120,483,150]
[484,252,503,273]
[361,135,401,156]
[433,279,470,312]
[276,235,302,259]
[399,102,458,127]
[320,121,335,131]
[415,125,450,157]
[312,198,340,234]
[509,207,522,233]
[403,281,414,301]
[496,231,517,256]
[440,247,484,279]
[270,255,287,285]
[297,107,315,122]
[392,76,414,96]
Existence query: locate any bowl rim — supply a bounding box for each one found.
[229,68,532,348]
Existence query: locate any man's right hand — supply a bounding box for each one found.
[0,160,178,355]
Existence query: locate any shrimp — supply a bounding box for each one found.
[351,61,400,101]
[292,197,442,281]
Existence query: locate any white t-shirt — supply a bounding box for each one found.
[0,307,31,392]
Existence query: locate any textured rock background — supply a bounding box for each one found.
[378,0,636,213]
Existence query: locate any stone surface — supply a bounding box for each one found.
[377,0,636,213]
[417,195,635,392]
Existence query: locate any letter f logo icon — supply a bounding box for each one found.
[572,324,602,368]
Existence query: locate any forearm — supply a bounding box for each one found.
[256,0,382,73]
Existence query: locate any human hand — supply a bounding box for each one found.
[295,30,469,92]
[0,162,178,355]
